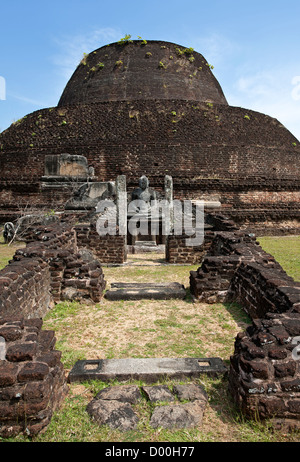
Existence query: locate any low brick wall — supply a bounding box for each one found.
[0,222,107,437]
[190,226,300,428]
[0,257,51,319]
[0,223,106,319]
[229,312,300,430]
[0,317,68,438]
[228,260,299,319]
[74,223,127,265]
[189,231,269,303]
[165,214,238,265]
[166,231,214,265]
[190,254,245,303]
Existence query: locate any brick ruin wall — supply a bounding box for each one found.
[190,218,300,429]
[166,231,214,265]
[0,317,68,437]
[0,223,106,315]
[74,223,127,265]
[0,222,106,437]
[166,213,240,264]
[0,212,299,434]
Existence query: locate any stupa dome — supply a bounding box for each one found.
[58,40,228,106]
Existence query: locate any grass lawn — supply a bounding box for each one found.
[0,234,299,442]
[257,235,300,281]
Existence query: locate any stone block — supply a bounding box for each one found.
[17,362,50,382]
[149,401,206,429]
[173,384,208,403]
[0,361,19,387]
[6,342,37,362]
[86,399,139,432]
[142,385,175,403]
[94,385,142,404]
[105,282,186,301]
[69,357,228,383]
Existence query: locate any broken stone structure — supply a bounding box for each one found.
[0,317,68,437]
[0,222,106,317]
[0,222,106,437]
[190,216,300,430]
[86,384,208,432]
[0,213,299,435]
[0,40,299,234]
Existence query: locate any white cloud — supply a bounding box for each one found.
[52,27,122,80]
[9,92,44,107]
[191,33,240,68]
[228,68,300,140]
[291,76,300,101]
[0,76,6,100]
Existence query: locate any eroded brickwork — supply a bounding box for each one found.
[0,221,108,437]
[0,223,106,320]
[74,223,127,265]
[0,317,68,437]
[190,217,300,427]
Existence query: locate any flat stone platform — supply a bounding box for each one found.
[104,282,186,300]
[68,357,228,383]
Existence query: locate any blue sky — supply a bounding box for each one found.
[1,0,300,139]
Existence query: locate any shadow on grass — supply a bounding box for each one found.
[222,301,251,330]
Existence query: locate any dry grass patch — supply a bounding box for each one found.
[0,235,26,269]
[44,256,250,371]
[3,243,300,442]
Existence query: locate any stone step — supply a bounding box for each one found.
[131,241,165,254]
[134,240,157,246]
[68,357,228,383]
[104,282,186,300]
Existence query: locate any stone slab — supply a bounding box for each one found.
[134,241,157,246]
[111,282,183,289]
[149,401,205,429]
[86,398,139,431]
[142,385,175,402]
[133,245,165,254]
[105,282,186,300]
[94,385,142,403]
[68,357,228,383]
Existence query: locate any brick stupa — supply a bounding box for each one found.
[0,40,299,232]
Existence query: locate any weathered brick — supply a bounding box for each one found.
[18,362,50,382]
[6,342,37,362]
[0,361,19,387]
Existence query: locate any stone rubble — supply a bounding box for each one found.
[86,383,208,431]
